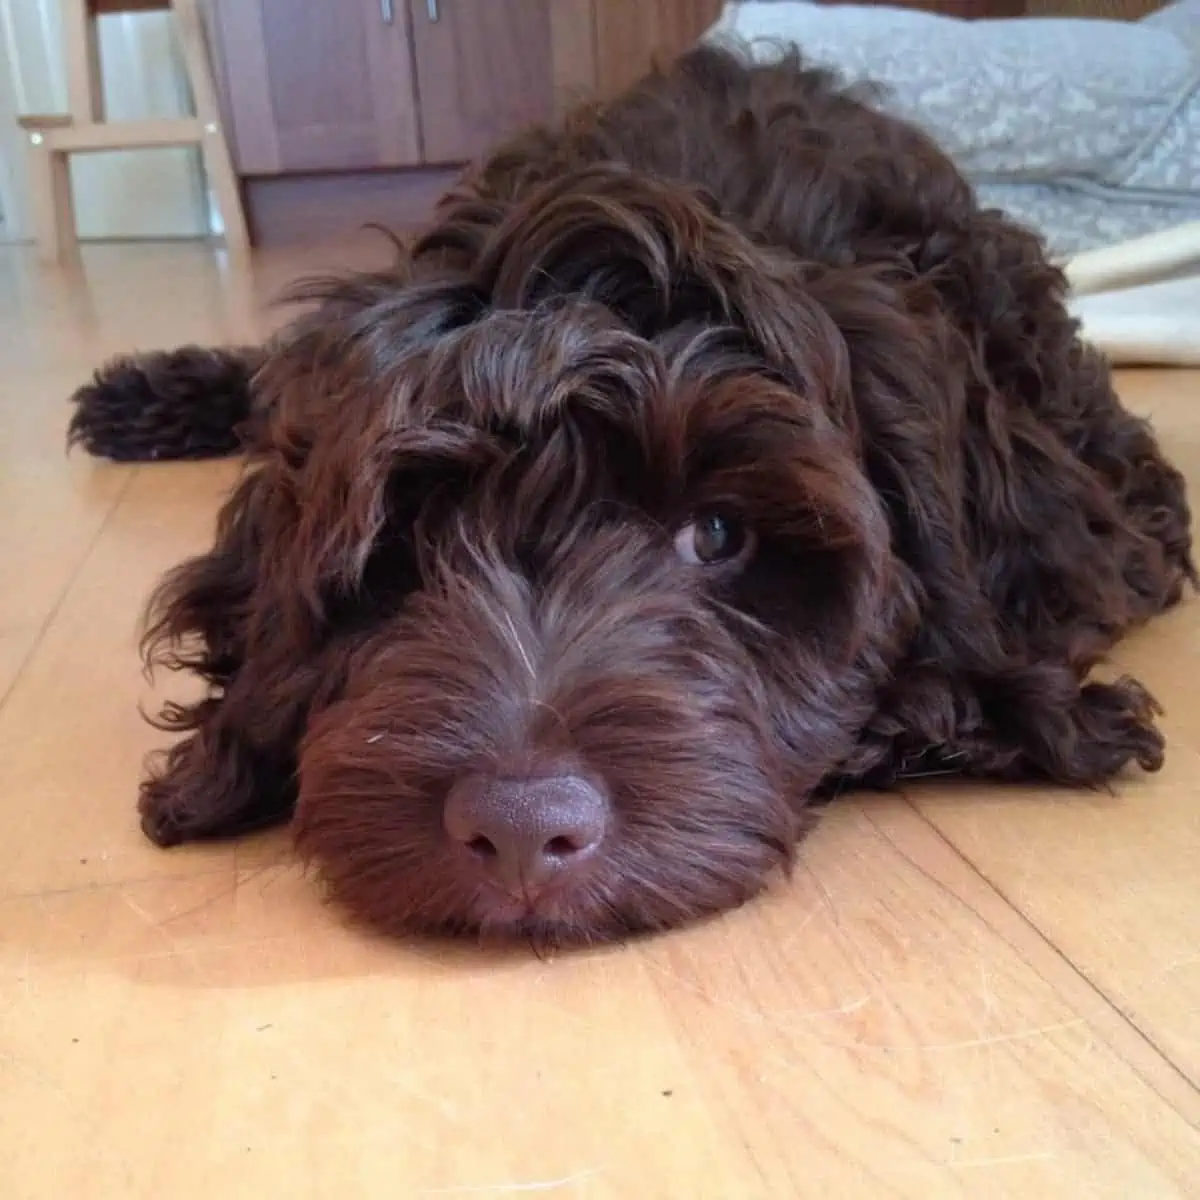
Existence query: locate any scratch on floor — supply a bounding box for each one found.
[115,886,201,978]
[105,934,294,965]
[419,1167,600,1195]
[772,899,824,955]
[750,1013,1091,1055]
[914,1018,1086,1052]
[1160,951,1200,976]
[977,961,1000,1024]
[643,955,870,1030]
[117,888,163,930]
[949,1151,1055,1170]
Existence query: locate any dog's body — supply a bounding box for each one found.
[70,45,1194,943]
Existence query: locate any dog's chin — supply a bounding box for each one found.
[294,797,788,948]
[463,887,627,950]
[380,884,771,951]
[447,864,619,946]
[307,855,777,948]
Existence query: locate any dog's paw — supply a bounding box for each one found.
[138,776,206,847]
[66,346,256,463]
[137,734,295,847]
[136,735,241,847]
[1071,676,1165,781]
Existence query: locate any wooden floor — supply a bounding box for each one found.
[1,242,1198,1199]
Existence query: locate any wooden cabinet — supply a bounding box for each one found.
[591,0,727,98]
[208,0,562,176]
[411,0,556,165]
[207,0,423,174]
[204,0,724,244]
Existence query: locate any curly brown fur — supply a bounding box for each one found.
[67,345,262,461]
[70,45,1195,945]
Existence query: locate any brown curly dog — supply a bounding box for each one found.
[67,44,1195,945]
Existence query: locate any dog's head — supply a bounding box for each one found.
[156,167,934,943]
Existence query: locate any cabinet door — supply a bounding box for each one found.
[592,0,723,97]
[208,0,422,175]
[409,0,556,165]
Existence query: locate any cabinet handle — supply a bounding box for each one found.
[381,0,394,23]
[427,0,439,20]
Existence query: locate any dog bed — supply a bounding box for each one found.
[705,0,1200,361]
[707,0,1200,256]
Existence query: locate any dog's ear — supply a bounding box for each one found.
[144,461,286,690]
[227,272,502,624]
[800,262,973,583]
[137,277,457,733]
[135,280,448,845]
[137,453,332,844]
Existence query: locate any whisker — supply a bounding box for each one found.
[709,597,778,640]
[502,611,537,681]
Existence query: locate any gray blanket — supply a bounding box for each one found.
[707,1,1200,256]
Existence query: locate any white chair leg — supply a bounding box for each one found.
[171,0,251,253]
[26,138,77,263]
[62,0,104,123]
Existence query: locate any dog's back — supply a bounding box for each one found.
[466,43,976,273]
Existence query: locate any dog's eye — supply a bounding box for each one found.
[674,512,752,565]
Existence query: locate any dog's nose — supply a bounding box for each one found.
[444,774,609,894]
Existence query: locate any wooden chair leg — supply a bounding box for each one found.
[199,127,251,254]
[26,139,77,264]
[62,0,104,123]
[170,0,251,252]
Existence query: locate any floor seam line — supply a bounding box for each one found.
[0,466,137,718]
[899,792,1200,1103]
